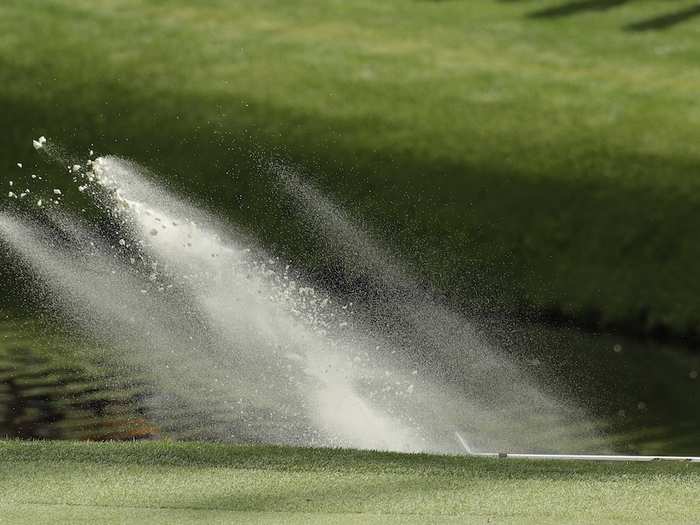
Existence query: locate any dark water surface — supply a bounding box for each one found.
[1,312,698,455]
[485,320,700,455]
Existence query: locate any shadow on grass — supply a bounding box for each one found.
[625,4,700,31]
[2,53,700,343]
[527,0,629,19]
[199,477,432,513]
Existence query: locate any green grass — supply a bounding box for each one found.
[1,440,699,524]
[2,0,700,338]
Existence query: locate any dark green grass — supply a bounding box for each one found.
[1,440,699,524]
[2,1,700,338]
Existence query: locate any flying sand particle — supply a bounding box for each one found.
[32,136,47,149]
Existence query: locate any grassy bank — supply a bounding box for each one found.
[1,440,699,524]
[2,1,700,338]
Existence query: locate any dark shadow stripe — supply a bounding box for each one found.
[528,0,629,19]
[625,4,700,31]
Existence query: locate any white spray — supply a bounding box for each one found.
[0,143,602,453]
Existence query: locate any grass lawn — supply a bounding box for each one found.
[1,440,699,524]
[2,0,700,338]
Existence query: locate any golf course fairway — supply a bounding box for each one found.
[5,0,700,339]
[1,440,698,524]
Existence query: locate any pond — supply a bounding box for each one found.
[485,319,700,455]
[2,311,698,455]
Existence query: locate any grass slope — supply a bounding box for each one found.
[1,1,700,338]
[1,440,699,524]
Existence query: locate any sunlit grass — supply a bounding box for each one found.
[1,440,699,524]
[2,0,700,337]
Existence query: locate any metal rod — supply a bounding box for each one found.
[454,432,700,462]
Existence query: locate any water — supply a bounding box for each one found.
[0,142,613,453]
